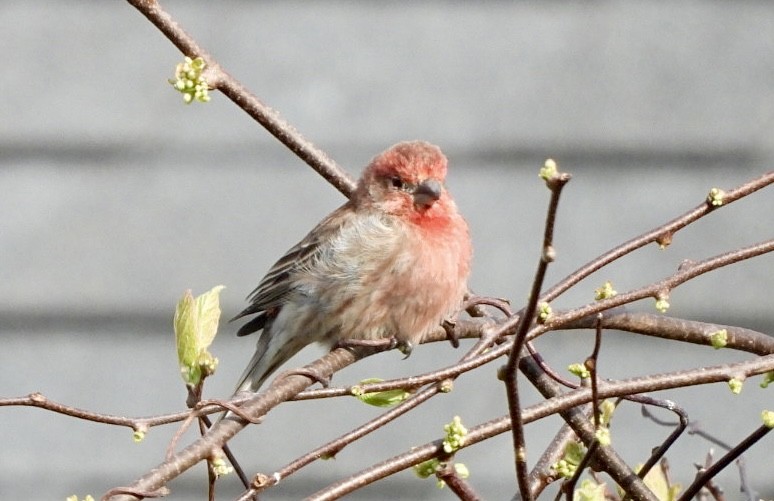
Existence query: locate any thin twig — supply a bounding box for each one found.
[561,315,606,500]
[678,425,771,501]
[633,398,688,481]
[504,169,571,501]
[0,392,184,429]
[436,462,482,500]
[541,171,774,303]
[247,385,440,497]
[520,352,655,501]
[541,239,774,338]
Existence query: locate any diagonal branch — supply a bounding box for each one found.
[542,171,774,303]
[125,0,356,197]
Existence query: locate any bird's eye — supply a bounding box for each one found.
[390,177,405,189]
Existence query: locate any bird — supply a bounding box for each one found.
[231,141,472,394]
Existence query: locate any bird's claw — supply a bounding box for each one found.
[441,318,460,348]
[396,340,414,359]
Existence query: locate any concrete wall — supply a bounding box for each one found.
[2,2,773,499]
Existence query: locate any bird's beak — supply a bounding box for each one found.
[412,178,443,207]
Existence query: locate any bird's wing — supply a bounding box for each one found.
[232,201,355,336]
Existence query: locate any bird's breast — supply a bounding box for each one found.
[292,212,469,346]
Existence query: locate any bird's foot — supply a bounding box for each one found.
[441,318,460,348]
[396,339,414,359]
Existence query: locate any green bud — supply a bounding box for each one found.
[413,458,440,479]
[442,416,468,453]
[655,297,670,313]
[762,410,774,428]
[637,462,682,501]
[594,281,617,301]
[568,363,590,379]
[598,399,616,427]
[552,441,585,479]
[169,56,211,104]
[453,463,469,479]
[537,301,552,322]
[539,159,558,181]
[595,427,611,446]
[211,456,233,478]
[709,329,728,349]
[707,188,726,207]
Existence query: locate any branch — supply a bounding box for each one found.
[529,238,774,341]
[0,392,188,431]
[103,346,362,501]
[678,425,772,501]
[240,317,508,498]
[520,351,656,501]
[102,317,496,500]
[307,354,774,500]
[542,170,774,303]
[125,0,356,197]
[504,165,571,501]
[565,312,774,356]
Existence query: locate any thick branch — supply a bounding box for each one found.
[566,312,774,356]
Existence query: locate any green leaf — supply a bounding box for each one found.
[174,290,199,384]
[639,462,681,501]
[173,285,225,385]
[196,285,225,350]
[574,479,606,501]
[354,378,411,407]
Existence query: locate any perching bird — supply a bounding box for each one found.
[231,141,472,394]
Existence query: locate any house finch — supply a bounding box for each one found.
[231,141,472,393]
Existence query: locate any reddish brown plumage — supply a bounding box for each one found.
[233,141,472,393]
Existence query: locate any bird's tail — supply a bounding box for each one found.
[217,329,300,424]
[232,327,302,395]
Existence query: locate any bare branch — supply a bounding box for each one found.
[542,171,774,303]
[678,425,771,501]
[504,166,571,501]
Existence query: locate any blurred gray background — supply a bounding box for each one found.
[1,1,773,500]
